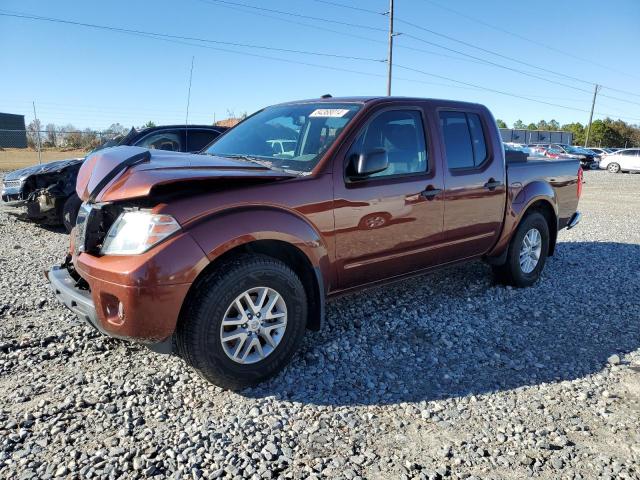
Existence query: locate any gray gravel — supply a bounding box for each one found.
[1,170,639,479]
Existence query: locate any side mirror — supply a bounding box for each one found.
[349,148,389,178]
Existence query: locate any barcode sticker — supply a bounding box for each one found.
[309,109,350,118]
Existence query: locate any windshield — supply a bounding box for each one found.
[564,145,584,154]
[204,103,362,173]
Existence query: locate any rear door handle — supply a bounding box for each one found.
[420,187,442,200]
[484,179,503,191]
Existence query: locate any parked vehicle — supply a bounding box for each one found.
[552,144,599,169]
[1,125,227,231]
[47,97,582,389]
[589,147,612,157]
[598,148,640,173]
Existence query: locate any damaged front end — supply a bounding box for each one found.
[2,159,83,225]
[24,165,81,224]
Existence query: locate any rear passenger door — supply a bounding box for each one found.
[438,110,506,260]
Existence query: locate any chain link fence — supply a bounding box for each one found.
[0,129,120,171]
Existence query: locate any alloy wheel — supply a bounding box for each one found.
[519,228,542,274]
[219,287,287,364]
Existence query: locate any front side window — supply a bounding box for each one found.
[439,111,488,169]
[205,103,361,173]
[185,130,222,152]
[136,131,182,151]
[347,110,428,178]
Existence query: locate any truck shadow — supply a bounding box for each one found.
[246,241,640,406]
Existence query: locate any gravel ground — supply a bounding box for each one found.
[0,170,639,480]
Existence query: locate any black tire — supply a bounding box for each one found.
[176,254,307,390]
[61,193,82,233]
[492,211,549,288]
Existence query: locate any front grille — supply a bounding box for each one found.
[74,203,93,255]
[73,203,120,256]
[2,179,21,189]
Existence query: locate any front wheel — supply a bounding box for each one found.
[492,212,549,288]
[176,254,307,390]
[607,162,621,173]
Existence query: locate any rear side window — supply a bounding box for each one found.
[439,111,488,169]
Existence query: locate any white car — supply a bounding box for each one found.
[598,148,640,173]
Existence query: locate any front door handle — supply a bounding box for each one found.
[420,187,442,200]
[484,179,503,191]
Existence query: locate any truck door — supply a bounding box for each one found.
[438,109,506,260]
[333,107,445,289]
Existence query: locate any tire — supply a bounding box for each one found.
[607,162,621,173]
[176,254,308,390]
[61,193,82,233]
[492,211,549,288]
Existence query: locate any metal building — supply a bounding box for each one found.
[500,128,573,145]
[0,113,27,148]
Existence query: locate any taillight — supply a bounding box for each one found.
[577,167,583,199]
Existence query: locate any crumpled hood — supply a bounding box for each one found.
[3,158,84,181]
[76,145,295,203]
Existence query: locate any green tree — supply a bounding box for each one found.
[496,119,507,128]
[526,123,537,130]
[561,122,585,145]
[513,120,525,129]
[536,120,549,130]
[142,121,156,129]
[548,119,560,131]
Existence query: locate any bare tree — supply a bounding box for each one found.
[26,119,42,149]
[45,123,58,147]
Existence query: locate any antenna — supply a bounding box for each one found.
[185,56,195,152]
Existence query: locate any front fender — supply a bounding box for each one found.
[186,206,331,287]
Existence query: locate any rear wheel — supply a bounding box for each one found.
[176,254,307,390]
[492,211,549,288]
[61,193,82,233]
[607,162,621,173]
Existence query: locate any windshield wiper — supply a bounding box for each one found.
[220,154,277,169]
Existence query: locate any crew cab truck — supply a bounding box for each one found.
[47,97,582,390]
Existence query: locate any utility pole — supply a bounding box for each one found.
[185,56,195,152]
[386,0,394,96]
[32,101,42,165]
[584,84,600,147]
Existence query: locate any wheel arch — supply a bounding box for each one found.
[183,207,330,332]
[486,185,558,264]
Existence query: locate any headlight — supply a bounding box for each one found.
[100,210,181,255]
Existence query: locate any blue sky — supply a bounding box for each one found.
[1,0,639,130]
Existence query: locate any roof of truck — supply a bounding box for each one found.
[275,96,486,108]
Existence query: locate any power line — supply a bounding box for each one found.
[310,0,385,15]
[419,0,640,84]
[3,10,640,123]
[394,64,640,122]
[298,0,640,100]
[197,0,386,31]
[0,11,385,63]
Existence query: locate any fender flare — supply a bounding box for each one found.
[487,181,558,262]
[185,206,331,329]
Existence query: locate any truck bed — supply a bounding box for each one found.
[507,158,581,228]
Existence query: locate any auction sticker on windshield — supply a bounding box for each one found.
[309,109,350,118]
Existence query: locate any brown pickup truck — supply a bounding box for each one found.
[47,96,582,389]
